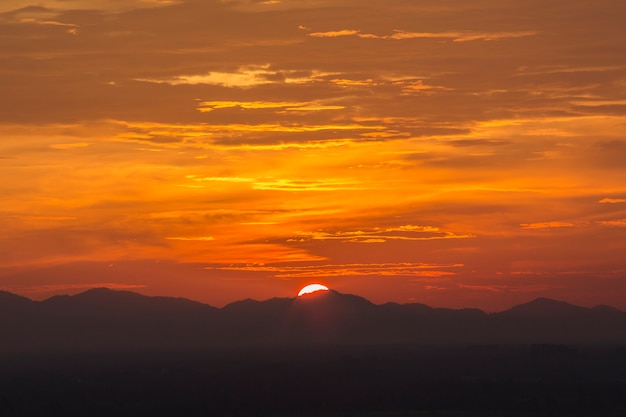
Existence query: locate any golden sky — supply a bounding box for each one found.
[1,0,626,310]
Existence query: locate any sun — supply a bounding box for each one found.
[297,283,329,297]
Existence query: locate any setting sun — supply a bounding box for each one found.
[297,284,330,297]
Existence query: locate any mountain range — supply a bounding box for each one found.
[2,288,625,351]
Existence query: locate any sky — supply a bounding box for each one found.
[1,0,626,311]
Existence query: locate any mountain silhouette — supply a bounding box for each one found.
[275,290,379,345]
[0,290,33,311]
[491,297,626,344]
[592,304,625,315]
[42,287,218,318]
[1,288,625,352]
[496,297,588,317]
[289,289,376,318]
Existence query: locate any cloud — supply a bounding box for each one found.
[0,1,179,14]
[599,198,626,204]
[252,178,363,192]
[397,79,453,95]
[178,175,366,191]
[198,100,308,111]
[385,30,538,42]
[198,100,345,113]
[6,215,78,222]
[281,105,346,112]
[186,176,254,183]
[330,78,377,87]
[18,18,80,34]
[289,225,474,243]
[446,139,510,147]
[137,66,276,88]
[165,236,215,241]
[516,65,626,76]
[113,120,387,151]
[136,65,337,88]
[598,220,626,228]
[309,29,360,38]
[49,142,89,150]
[306,28,538,42]
[457,283,562,293]
[206,262,462,279]
[520,222,575,230]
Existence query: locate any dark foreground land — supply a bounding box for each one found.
[1,344,626,417]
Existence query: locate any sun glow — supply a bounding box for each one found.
[297,284,329,297]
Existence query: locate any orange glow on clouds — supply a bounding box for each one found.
[1,0,626,311]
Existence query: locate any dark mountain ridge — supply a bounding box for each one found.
[0,290,34,309]
[1,288,625,351]
[495,296,589,317]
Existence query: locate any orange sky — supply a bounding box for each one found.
[1,0,626,311]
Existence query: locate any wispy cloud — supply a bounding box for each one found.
[198,100,308,111]
[198,100,345,113]
[252,178,363,192]
[112,120,386,151]
[136,65,337,88]
[1,7,80,34]
[520,222,575,230]
[165,236,215,241]
[186,176,255,183]
[308,29,360,38]
[184,175,363,191]
[457,283,562,293]
[397,79,453,95]
[18,18,80,35]
[289,225,474,243]
[599,198,626,204]
[598,219,626,227]
[49,142,89,150]
[306,28,537,42]
[207,262,462,279]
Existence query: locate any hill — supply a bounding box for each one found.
[1,288,625,351]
